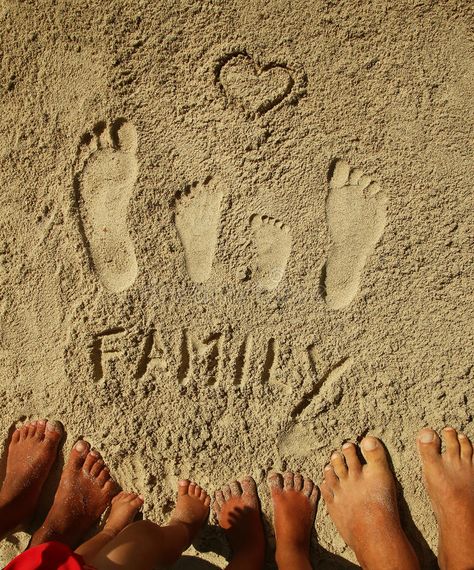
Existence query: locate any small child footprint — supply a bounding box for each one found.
[324,160,388,310]
[75,120,139,293]
[174,178,224,283]
[250,215,291,291]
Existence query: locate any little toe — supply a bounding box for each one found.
[283,471,294,491]
[342,442,362,473]
[417,428,442,463]
[324,465,339,490]
[229,480,242,497]
[443,427,461,459]
[330,451,348,479]
[69,440,91,469]
[303,477,314,497]
[458,433,473,462]
[360,436,388,467]
[267,471,283,491]
[178,480,191,496]
[294,473,304,491]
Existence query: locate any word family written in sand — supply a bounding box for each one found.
[91,326,281,386]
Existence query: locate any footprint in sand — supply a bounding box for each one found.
[324,159,388,310]
[174,178,224,283]
[75,120,139,293]
[250,215,292,291]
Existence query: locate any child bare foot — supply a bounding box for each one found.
[214,476,265,570]
[30,440,118,548]
[320,437,419,570]
[169,480,210,546]
[268,471,318,570]
[0,420,63,538]
[103,491,144,535]
[417,427,474,570]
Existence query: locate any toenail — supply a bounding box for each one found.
[324,465,333,471]
[342,442,353,449]
[90,450,100,457]
[75,441,87,453]
[459,433,467,439]
[443,426,455,431]
[38,419,46,426]
[362,437,378,451]
[419,431,435,443]
[46,420,60,432]
[331,452,340,460]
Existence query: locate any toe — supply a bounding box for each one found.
[199,488,208,501]
[417,428,442,464]
[20,424,29,440]
[302,477,314,497]
[349,168,363,185]
[241,476,257,497]
[27,422,36,438]
[323,465,339,491]
[188,482,197,496]
[320,480,333,503]
[90,459,104,478]
[215,490,225,508]
[97,467,111,486]
[131,496,144,509]
[330,452,348,479]
[44,421,63,447]
[458,433,473,462]
[222,484,231,501]
[103,479,118,498]
[204,496,211,508]
[360,436,388,467]
[443,427,461,459]
[229,480,242,497]
[36,420,47,440]
[267,471,283,491]
[358,175,371,189]
[83,450,101,474]
[366,181,381,196]
[310,485,319,506]
[342,442,362,474]
[294,473,304,491]
[283,471,294,491]
[69,440,91,469]
[11,428,21,444]
[178,480,191,496]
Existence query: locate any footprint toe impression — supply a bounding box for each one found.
[76,120,139,293]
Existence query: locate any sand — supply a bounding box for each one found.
[0,0,473,567]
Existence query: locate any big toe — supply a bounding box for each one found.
[360,436,389,467]
[68,440,91,469]
[417,428,441,464]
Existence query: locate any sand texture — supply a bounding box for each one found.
[0,0,473,567]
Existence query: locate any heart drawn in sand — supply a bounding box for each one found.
[217,54,294,116]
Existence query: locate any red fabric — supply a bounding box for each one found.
[4,542,96,570]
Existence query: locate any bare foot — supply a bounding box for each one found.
[168,480,210,547]
[30,440,118,548]
[214,476,265,569]
[0,420,63,538]
[320,437,419,570]
[268,471,318,570]
[417,427,474,570]
[103,491,144,536]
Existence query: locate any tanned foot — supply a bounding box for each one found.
[214,476,265,570]
[268,471,318,570]
[417,427,474,570]
[320,437,419,570]
[30,440,118,548]
[168,480,210,548]
[103,491,144,536]
[0,419,63,539]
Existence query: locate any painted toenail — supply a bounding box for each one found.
[362,437,378,451]
[75,441,87,453]
[419,431,435,443]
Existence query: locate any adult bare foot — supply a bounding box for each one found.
[268,471,318,570]
[214,476,265,570]
[103,491,144,536]
[168,479,210,547]
[30,440,118,548]
[320,437,419,570]
[417,427,474,570]
[0,419,63,539]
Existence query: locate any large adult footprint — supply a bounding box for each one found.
[251,215,291,291]
[325,160,387,310]
[174,177,224,283]
[75,121,139,293]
